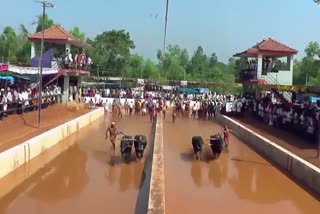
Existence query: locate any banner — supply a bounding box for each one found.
[137,78,144,84]
[0,64,8,71]
[8,65,58,75]
[181,80,188,86]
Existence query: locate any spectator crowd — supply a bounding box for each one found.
[224,93,320,143]
[0,84,62,120]
[63,49,93,70]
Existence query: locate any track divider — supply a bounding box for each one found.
[147,114,165,214]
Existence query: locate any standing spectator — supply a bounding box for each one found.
[6,88,12,114]
[0,89,4,119]
[74,52,79,69]
[73,85,77,101]
[69,84,74,101]
[17,89,23,114]
[64,49,73,69]
[2,89,7,118]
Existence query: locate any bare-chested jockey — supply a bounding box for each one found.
[105,121,120,155]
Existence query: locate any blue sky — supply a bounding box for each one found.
[1,0,320,62]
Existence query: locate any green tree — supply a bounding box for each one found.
[90,30,135,76]
[208,53,218,68]
[16,24,31,62]
[190,46,208,77]
[36,14,54,32]
[70,27,86,41]
[0,26,18,62]
[142,59,159,79]
[127,54,144,78]
[293,42,320,86]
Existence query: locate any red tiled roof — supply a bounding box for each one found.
[28,25,91,49]
[254,38,297,53]
[234,38,298,57]
[28,25,75,40]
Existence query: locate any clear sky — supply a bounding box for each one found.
[1,0,320,62]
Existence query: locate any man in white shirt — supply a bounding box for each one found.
[129,101,134,116]
[95,92,101,105]
[6,88,13,114]
[18,89,24,114]
[22,89,29,110]
[237,101,243,114]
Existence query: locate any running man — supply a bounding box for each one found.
[223,125,230,147]
[105,121,120,155]
[172,107,177,123]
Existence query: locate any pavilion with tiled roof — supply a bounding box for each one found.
[28,25,91,59]
[234,38,298,105]
[28,25,91,48]
[10,25,92,103]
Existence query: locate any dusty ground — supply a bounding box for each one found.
[233,113,320,168]
[0,103,90,153]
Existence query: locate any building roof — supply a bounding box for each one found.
[234,38,298,57]
[28,25,91,49]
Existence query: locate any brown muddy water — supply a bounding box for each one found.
[0,114,153,214]
[163,117,320,214]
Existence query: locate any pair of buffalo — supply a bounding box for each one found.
[120,135,148,161]
[192,134,226,160]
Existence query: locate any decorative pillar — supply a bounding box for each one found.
[31,42,36,59]
[257,54,263,78]
[65,43,71,52]
[77,75,82,86]
[289,55,294,73]
[77,75,82,103]
[289,55,294,85]
[62,75,70,104]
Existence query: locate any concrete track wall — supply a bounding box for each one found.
[0,108,104,181]
[148,115,165,214]
[216,114,320,196]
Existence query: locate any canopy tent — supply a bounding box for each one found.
[196,88,210,94]
[310,96,319,103]
[177,87,199,94]
[0,76,14,84]
[1,73,31,81]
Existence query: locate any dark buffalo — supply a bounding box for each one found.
[192,136,204,160]
[120,135,134,161]
[134,135,148,160]
[209,134,224,158]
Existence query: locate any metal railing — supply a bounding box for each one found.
[262,73,292,102]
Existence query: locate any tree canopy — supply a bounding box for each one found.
[293,41,320,86]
